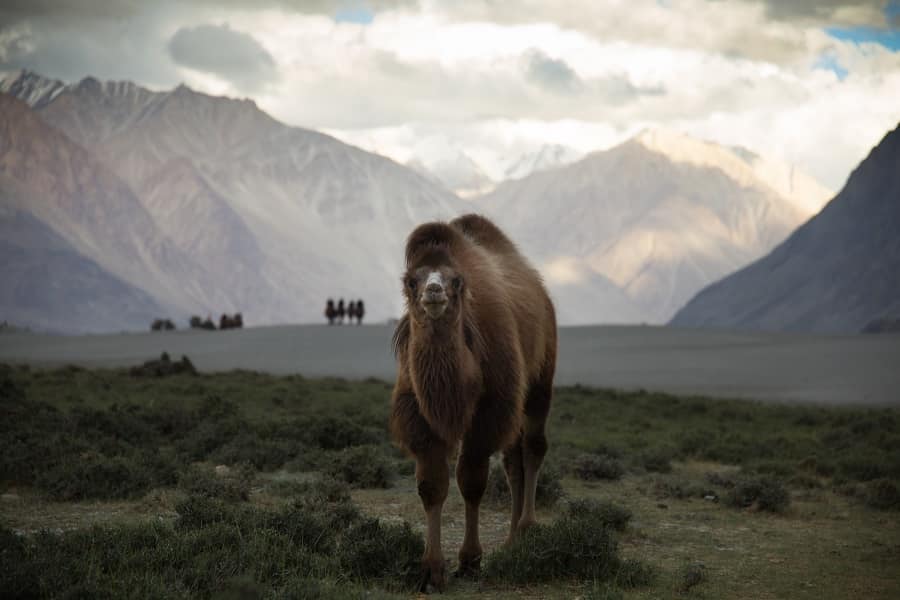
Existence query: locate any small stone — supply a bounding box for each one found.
[214,465,231,477]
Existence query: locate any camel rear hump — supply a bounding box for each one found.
[452,215,556,382]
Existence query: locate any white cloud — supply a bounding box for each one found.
[2,1,899,189]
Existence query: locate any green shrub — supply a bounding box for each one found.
[865,479,900,510]
[573,453,625,481]
[726,477,790,513]
[3,488,425,599]
[178,463,254,501]
[325,445,393,489]
[640,448,674,473]
[679,562,707,592]
[36,451,173,501]
[304,416,382,450]
[482,506,647,585]
[565,498,632,531]
[337,518,424,588]
[653,476,716,501]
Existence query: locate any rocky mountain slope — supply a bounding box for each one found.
[475,129,833,323]
[670,123,900,333]
[2,71,464,327]
[0,208,166,333]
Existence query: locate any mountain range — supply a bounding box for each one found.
[671,123,900,333]
[1,70,841,332]
[474,128,832,322]
[408,144,584,197]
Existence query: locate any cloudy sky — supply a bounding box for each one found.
[2,0,899,189]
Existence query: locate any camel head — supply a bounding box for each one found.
[403,249,465,323]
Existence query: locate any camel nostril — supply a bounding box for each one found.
[425,282,443,294]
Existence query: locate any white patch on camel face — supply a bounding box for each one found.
[426,271,444,290]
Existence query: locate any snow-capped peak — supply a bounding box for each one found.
[500,144,583,181]
[0,70,67,109]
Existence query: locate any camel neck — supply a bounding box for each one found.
[408,314,475,443]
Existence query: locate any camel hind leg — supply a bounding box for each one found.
[518,375,552,533]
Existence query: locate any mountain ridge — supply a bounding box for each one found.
[670,122,900,333]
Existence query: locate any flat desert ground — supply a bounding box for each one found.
[1,324,898,406]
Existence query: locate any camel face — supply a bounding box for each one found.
[404,264,464,322]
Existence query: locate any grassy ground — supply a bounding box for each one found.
[1,361,899,598]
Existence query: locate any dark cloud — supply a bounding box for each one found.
[524,49,583,93]
[522,48,664,104]
[0,0,418,23]
[0,9,180,87]
[754,0,888,25]
[168,24,277,91]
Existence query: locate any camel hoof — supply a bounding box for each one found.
[454,554,482,579]
[516,517,537,535]
[418,559,448,593]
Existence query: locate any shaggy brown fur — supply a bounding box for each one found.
[390,213,557,591]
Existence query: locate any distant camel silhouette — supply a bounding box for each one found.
[219,313,244,330]
[151,318,175,331]
[355,299,365,325]
[325,299,336,325]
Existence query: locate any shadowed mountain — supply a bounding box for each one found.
[0,93,227,322]
[670,123,900,333]
[0,208,167,333]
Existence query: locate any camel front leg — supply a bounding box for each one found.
[416,440,450,592]
[502,435,525,545]
[518,414,548,532]
[455,446,489,577]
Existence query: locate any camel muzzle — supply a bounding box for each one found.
[422,288,448,318]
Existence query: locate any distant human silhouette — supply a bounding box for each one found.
[355,299,365,325]
[325,298,336,325]
[337,298,346,325]
[348,300,357,324]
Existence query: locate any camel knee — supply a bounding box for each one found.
[418,477,448,509]
[524,432,548,460]
[456,455,489,503]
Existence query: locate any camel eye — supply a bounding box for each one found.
[452,277,462,291]
[406,277,418,291]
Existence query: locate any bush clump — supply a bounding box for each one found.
[573,453,625,481]
[129,352,197,377]
[1,483,425,599]
[726,476,790,513]
[482,502,650,586]
[325,445,394,489]
[865,479,900,511]
[565,498,632,531]
[178,463,254,501]
[337,518,424,588]
[679,562,707,592]
[640,448,674,473]
[36,450,178,501]
[652,476,715,501]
